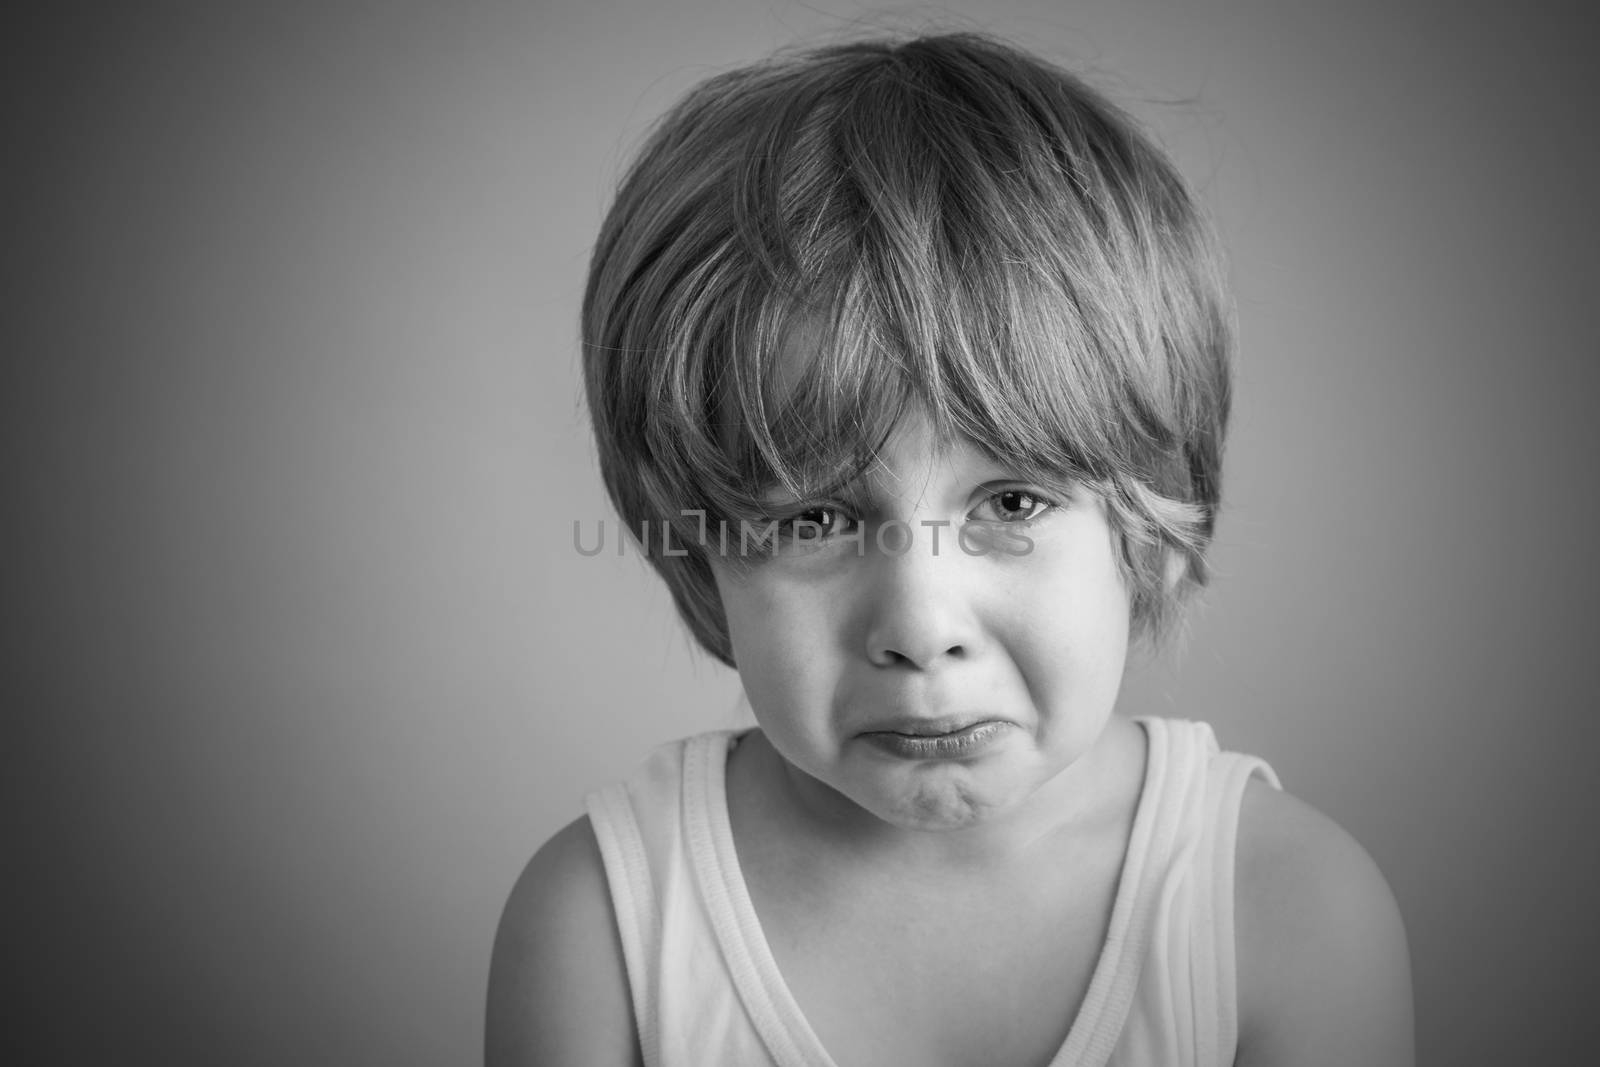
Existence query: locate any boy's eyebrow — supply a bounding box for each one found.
[758,459,1072,510]
[757,477,870,507]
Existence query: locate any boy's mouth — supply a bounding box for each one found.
[865,714,1001,736]
[860,719,1012,758]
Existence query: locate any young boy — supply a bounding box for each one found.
[488,32,1413,1066]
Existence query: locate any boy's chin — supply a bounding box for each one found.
[852,764,1037,833]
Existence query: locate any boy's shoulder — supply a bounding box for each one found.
[485,816,641,1067]
[1231,781,1414,1066]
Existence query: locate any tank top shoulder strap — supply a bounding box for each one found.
[587,730,778,1067]
[1110,718,1280,1067]
[1193,723,1281,1062]
[585,736,706,1067]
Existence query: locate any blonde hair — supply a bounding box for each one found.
[583,33,1234,665]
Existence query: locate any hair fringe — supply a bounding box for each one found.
[583,32,1234,663]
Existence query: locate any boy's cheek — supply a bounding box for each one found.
[953,523,1035,557]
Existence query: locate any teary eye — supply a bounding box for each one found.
[979,489,1053,523]
[784,505,849,540]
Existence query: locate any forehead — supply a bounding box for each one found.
[738,313,1088,499]
[719,312,910,497]
[841,408,997,497]
[759,406,1076,520]
[768,314,831,403]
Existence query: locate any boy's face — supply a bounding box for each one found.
[712,409,1131,833]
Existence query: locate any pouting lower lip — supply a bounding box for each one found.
[861,720,1011,759]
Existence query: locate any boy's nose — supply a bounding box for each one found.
[862,530,979,670]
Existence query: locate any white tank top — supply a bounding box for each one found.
[585,717,1278,1067]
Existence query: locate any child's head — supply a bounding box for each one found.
[582,32,1233,667]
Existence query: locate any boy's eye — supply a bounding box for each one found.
[977,489,1053,523]
[783,505,852,540]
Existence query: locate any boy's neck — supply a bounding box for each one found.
[731,717,1146,876]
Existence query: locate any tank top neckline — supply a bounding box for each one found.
[679,718,1176,1067]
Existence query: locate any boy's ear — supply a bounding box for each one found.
[1162,546,1189,592]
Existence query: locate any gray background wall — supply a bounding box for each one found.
[11,1,1596,1063]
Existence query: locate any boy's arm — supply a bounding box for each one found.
[485,815,642,1067]
[1233,781,1415,1067]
